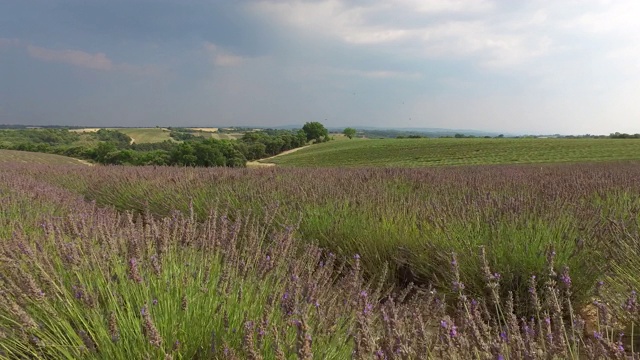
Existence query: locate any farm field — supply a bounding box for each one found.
[2,160,640,358]
[70,127,173,143]
[0,149,90,165]
[268,138,640,167]
[209,132,244,140]
[188,127,219,132]
[114,128,173,143]
[71,127,245,142]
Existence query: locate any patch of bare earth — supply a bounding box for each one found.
[189,128,219,133]
[246,145,311,168]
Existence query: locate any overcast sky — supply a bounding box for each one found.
[1,0,640,134]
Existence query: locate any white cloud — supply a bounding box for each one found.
[251,0,640,73]
[0,38,21,48]
[27,45,113,70]
[23,44,163,76]
[250,0,552,67]
[203,42,245,67]
[333,68,422,80]
[392,0,495,14]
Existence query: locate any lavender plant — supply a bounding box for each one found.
[2,162,640,358]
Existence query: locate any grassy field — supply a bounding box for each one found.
[210,132,244,140]
[268,138,640,167]
[0,149,90,165]
[110,128,173,143]
[107,127,243,142]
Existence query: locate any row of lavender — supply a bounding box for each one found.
[1,163,640,358]
[15,163,640,304]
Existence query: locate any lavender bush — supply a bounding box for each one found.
[1,163,640,358]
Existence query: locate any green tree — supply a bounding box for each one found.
[170,143,198,166]
[343,127,357,139]
[94,142,117,164]
[247,143,267,160]
[302,122,328,143]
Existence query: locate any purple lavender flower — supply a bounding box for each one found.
[452,281,465,291]
[559,267,572,287]
[500,331,507,341]
[623,290,638,313]
[363,303,374,315]
[449,324,458,338]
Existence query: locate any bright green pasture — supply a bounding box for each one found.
[268,138,640,167]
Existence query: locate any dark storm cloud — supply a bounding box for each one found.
[1,0,640,133]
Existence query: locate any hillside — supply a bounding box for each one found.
[114,128,173,143]
[0,149,90,165]
[267,138,640,167]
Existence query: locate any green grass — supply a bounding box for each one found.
[268,138,640,167]
[0,149,90,165]
[113,128,173,143]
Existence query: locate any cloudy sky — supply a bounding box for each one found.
[1,0,640,134]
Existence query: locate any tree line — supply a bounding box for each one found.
[0,122,332,167]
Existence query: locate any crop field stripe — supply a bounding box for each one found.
[268,138,640,167]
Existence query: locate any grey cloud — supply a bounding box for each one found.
[51,1,276,57]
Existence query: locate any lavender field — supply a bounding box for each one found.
[2,162,640,359]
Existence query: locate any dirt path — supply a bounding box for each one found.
[246,145,311,168]
[76,159,94,166]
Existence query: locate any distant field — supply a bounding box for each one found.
[113,128,173,143]
[268,138,640,167]
[69,128,101,133]
[210,133,244,140]
[188,127,218,132]
[0,149,90,165]
[70,128,173,143]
